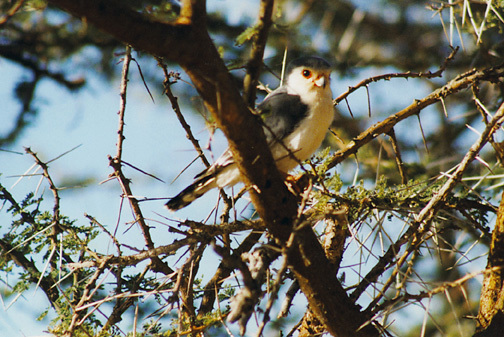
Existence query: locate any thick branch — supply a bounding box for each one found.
[477,189,504,334]
[47,0,195,60]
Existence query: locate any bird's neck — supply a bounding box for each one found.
[303,89,333,114]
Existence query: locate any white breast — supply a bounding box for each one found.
[272,95,334,173]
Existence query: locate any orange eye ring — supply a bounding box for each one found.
[302,69,312,78]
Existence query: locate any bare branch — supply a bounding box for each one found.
[387,129,408,184]
[66,257,111,336]
[0,0,25,27]
[197,230,263,317]
[357,101,504,309]
[67,221,263,270]
[333,47,459,105]
[116,45,131,161]
[376,266,503,315]
[107,46,173,275]
[24,147,62,253]
[158,61,210,168]
[242,0,275,107]
[99,266,150,334]
[328,65,504,171]
[477,189,504,332]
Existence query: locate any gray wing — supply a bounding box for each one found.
[194,87,307,179]
[256,86,309,144]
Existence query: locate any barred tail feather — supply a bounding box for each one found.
[165,175,217,211]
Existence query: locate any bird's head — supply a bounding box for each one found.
[285,56,333,102]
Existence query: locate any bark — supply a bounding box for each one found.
[298,206,350,337]
[46,1,379,335]
[475,190,504,335]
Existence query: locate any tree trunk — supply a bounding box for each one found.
[475,190,504,336]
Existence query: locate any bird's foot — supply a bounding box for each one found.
[285,173,314,198]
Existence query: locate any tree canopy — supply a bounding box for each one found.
[1,0,504,336]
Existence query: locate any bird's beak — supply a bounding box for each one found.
[313,75,328,88]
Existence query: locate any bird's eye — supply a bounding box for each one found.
[302,69,312,78]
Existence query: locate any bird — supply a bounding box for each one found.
[165,56,334,211]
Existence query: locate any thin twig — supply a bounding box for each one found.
[365,101,504,311]
[116,46,131,160]
[109,46,173,275]
[84,213,121,255]
[387,128,408,184]
[373,265,504,314]
[333,47,459,105]
[157,59,210,168]
[328,64,504,171]
[131,56,154,103]
[417,113,429,154]
[242,0,275,107]
[67,220,262,270]
[121,159,165,182]
[157,60,234,215]
[25,147,61,233]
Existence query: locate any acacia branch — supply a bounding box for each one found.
[100,266,149,334]
[177,242,207,323]
[0,0,25,27]
[24,148,61,224]
[116,46,131,160]
[297,207,351,337]
[355,102,504,309]
[328,65,504,170]
[158,63,210,167]
[242,0,275,107]
[0,237,60,306]
[333,47,459,105]
[157,62,234,214]
[477,189,504,333]
[387,128,408,184]
[67,220,262,270]
[47,1,380,335]
[24,148,67,270]
[108,46,173,275]
[377,266,503,315]
[66,257,111,336]
[0,183,36,224]
[197,230,263,317]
